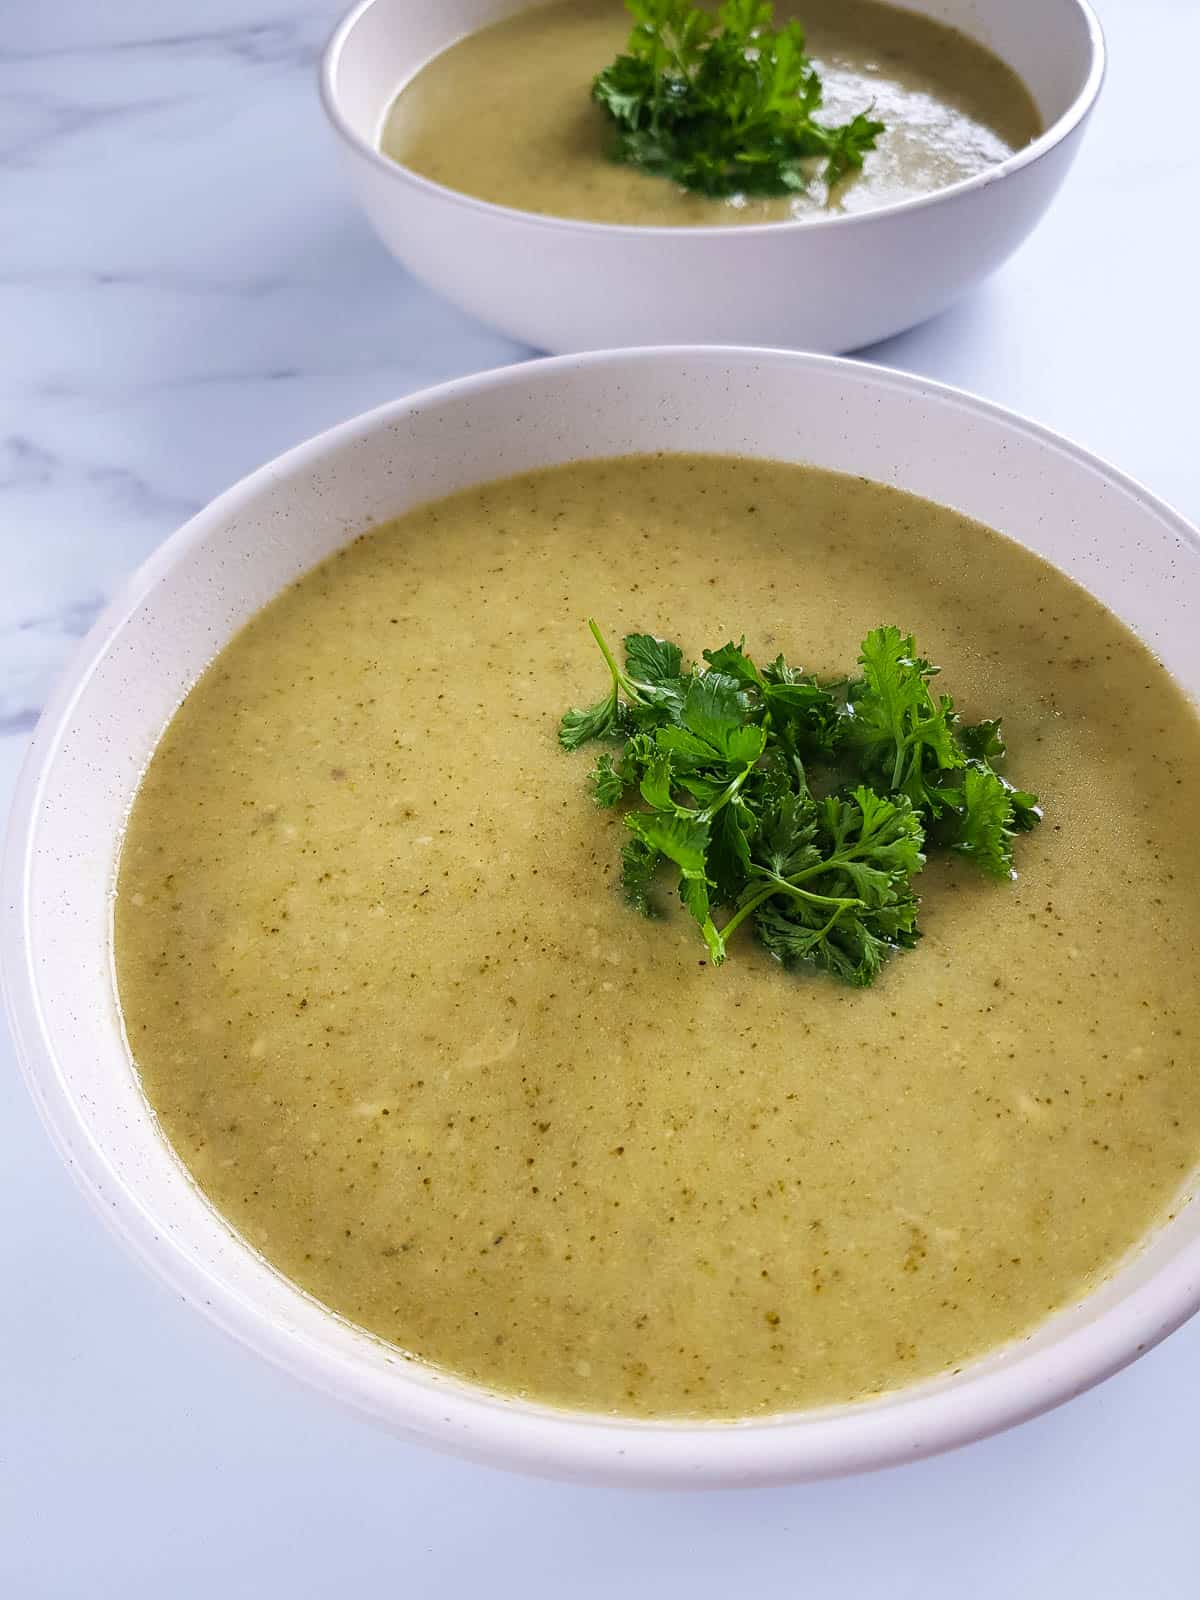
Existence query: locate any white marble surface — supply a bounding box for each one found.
[3,1,1200,1593]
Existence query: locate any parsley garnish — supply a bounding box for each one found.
[592,0,885,200]
[559,622,1042,986]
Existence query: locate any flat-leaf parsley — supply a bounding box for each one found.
[559,622,1042,986]
[592,0,885,199]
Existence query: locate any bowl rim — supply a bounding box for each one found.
[6,345,1200,1489]
[317,0,1107,240]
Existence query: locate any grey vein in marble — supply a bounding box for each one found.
[0,0,529,745]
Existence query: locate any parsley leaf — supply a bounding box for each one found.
[724,786,924,986]
[558,619,1042,986]
[625,809,723,959]
[592,0,885,201]
[559,692,619,753]
[847,626,963,812]
[621,834,663,916]
[702,639,763,687]
[680,673,754,757]
[625,632,684,683]
[707,801,754,904]
[1008,785,1044,833]
[947,764,1019,879]
[959,718,1007,765]
[560,620,688,750]
[590,751,628,808]
[845,628,1044,875]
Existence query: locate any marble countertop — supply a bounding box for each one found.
[3,1,1199,1594]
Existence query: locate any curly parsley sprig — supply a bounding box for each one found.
[591,0,885,199]
[559,622,1042,987]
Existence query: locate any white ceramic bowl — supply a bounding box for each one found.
[319,0,1105,354]
[5,347,1200,1488]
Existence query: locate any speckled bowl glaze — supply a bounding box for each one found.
[320,0,1105,354]
[5,348,1200,1488]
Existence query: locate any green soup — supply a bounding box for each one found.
[116,455,1200,1419]
[381,0,1042,225]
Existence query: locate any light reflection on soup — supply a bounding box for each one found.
[381,0,1043,226]
[116,455,1200,1419]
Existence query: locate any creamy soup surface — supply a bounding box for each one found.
[381,0,1043,225]
[116,455,1200,1420]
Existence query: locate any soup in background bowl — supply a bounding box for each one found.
[382,0,1043,227]
[5,348,1199,1486]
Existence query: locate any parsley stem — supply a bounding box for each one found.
[695,764,753,824]
[758,868,864,911]
[587,617,629,695]
[718,870,863,948]
[786,846,874,886]
[588,617,656,706]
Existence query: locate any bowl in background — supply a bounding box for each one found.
[5,346,1200,1488]
[320,0,1105,354]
